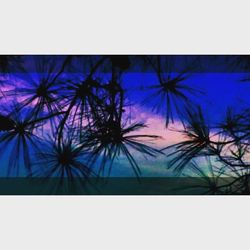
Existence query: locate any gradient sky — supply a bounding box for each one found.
[1,68,250,177]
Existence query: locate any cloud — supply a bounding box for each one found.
[124,104,186,148]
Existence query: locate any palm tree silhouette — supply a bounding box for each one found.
[0,103,65,176]
[142,56,202,127]
[4,56,71,124]
[0,106,43,176]
[81,74,161,178]
[34,134,95,179]
[162,106,211,174]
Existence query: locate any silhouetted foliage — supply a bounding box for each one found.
[0,55,250,194]
[35,135,95,179]
[142,56,201,127]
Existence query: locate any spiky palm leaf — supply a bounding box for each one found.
[82,114,161,178]
[35,136,95,179]
[163,107,211,174]
[143,56,201,127]
[0,109,43,176]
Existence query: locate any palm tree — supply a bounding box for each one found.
[162,106,211,174]
[0,107,43,176]
[82,119,161,178]
[81,76,161,177]
[56,56,108,143]
[142,56,202,127]
[34,135,95,179]
[4,56,71,126]
[0,104,65,177]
